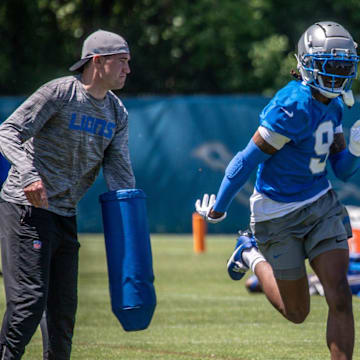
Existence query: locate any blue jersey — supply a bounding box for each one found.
[256,80,343,202]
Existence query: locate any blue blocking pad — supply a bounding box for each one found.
[99,189,156,331]
[0,154,10,186]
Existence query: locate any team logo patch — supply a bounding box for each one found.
[33,240,42,250]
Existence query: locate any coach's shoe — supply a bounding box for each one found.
[227,230,257,281]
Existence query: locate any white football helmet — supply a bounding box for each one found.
[296,21,360,99]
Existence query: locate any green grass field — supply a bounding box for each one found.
[1,234,360,360]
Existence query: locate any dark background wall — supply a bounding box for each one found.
[2,95,359,234]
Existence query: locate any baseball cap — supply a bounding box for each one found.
[69,29,130,71]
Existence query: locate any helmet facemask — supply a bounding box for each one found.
[305,53,358,98]
[297,22,360,99]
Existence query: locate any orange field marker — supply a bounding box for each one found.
[192,212,207,253]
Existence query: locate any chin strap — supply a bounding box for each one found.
[308,83,355,107]
[342,90,355,108]
[318,89,340,99]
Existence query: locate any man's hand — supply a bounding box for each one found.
[195,193,226,224]
[24,180,48,208]
[349,119,360,156]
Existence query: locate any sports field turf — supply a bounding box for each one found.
[1,234,360,359]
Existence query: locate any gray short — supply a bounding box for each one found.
[250,190,352,280]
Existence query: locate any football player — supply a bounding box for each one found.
[196,21,360,360]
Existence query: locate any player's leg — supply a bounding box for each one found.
[311,249,353,360]
[43,215,79,360]
[306,190,353,359]
[252,190,353,328]
[228,231,310,323]
[254,261,310,323]
[0,202,52,359]
[246,272,325,296]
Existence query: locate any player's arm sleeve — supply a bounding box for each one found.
[329,149,360,181]
[329,127,360,182]
[103,112,136,190]
[212,138,272,213]
[0,84,60,187]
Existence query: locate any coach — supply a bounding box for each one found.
[0,29,135,360]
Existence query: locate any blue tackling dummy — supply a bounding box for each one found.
[0,154,10,186]
[99,189,156,331]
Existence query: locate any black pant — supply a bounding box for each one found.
[0,201,79,360]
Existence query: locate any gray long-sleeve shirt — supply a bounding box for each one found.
[0,75,135,216]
